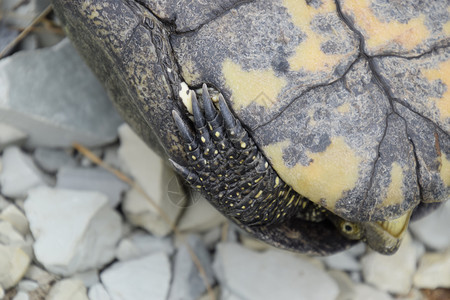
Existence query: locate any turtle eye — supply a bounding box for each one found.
[341,222,356,234]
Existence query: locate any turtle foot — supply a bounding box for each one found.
[171,84,318,226]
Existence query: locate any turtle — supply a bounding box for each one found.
[51,0,449,255]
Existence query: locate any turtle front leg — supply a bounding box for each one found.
[171,84,325,227]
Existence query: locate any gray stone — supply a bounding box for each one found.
[101,252,171,300]
[361,233,417,294]
[410,201,450,251]
[0,38,123,148]
[0,123,27,150]
[24,187,122,276]
[0,146,50,198]
[0,25,18,55]
[168,235,215,300]
[33,148,75,173]
[56,166,129,207]
[213,243,339,300]
[115,230,174,261]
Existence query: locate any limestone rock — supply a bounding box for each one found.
[24,187,122,276]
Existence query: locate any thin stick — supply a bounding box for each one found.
[0,5,53,59]
[73,143,215,300]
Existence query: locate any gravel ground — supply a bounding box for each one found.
[0,1,449,300]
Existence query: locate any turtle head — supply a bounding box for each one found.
[331,209,413,255]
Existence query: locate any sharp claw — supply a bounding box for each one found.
[172,110,194,143]
[191,93,205,129]
[169,159,199,184]
[202,84,217,121]
[218,94,236,129]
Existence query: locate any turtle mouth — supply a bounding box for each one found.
[364,209,413,255]
[376,209,413,239]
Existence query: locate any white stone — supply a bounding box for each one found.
[12,291,29,300]
[88,284,111,300]
[168,235,215,300]
[119,124,181,236]
[101,252,171,300]
[352,284,393,300]
[24,265,55,287]
[56,166,129,207]
[361,233,417,294]
[213,243,339,300]
[0,286,4,299]
[410,201,450,251]
[115,231,173,261]
[0,39,123,148]
[327,270,355,300]
[17,280,39,292]
[321,249,361,272]
[0,221,25,244]
[0,123,27,150]
[177,195,226,232]
[0,147,49,198]
[413,248,450,289]
[47,279,89,300]
[0,204,29,236]
[24,187,122,276]
[0,245,31,289]
[202,226,223,250]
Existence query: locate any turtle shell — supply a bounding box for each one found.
[52,0,450,254]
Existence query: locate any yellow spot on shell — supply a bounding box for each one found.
[421,59,450,121]
[381,162,404,207]
[263,137,361,210]
[255,190,263,198]
[337,103,351,113]
[222,59,287,109]
[241,142,247,148]
[341,0,430,53]
[440,152,450,186]
[215,132,220,137]
[283,0,347,72]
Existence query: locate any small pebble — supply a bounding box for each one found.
[0,245,31,289]
[0,146,49,198]
[115,230,174,261]
[46,279,88,300]
[0,204,29,236]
